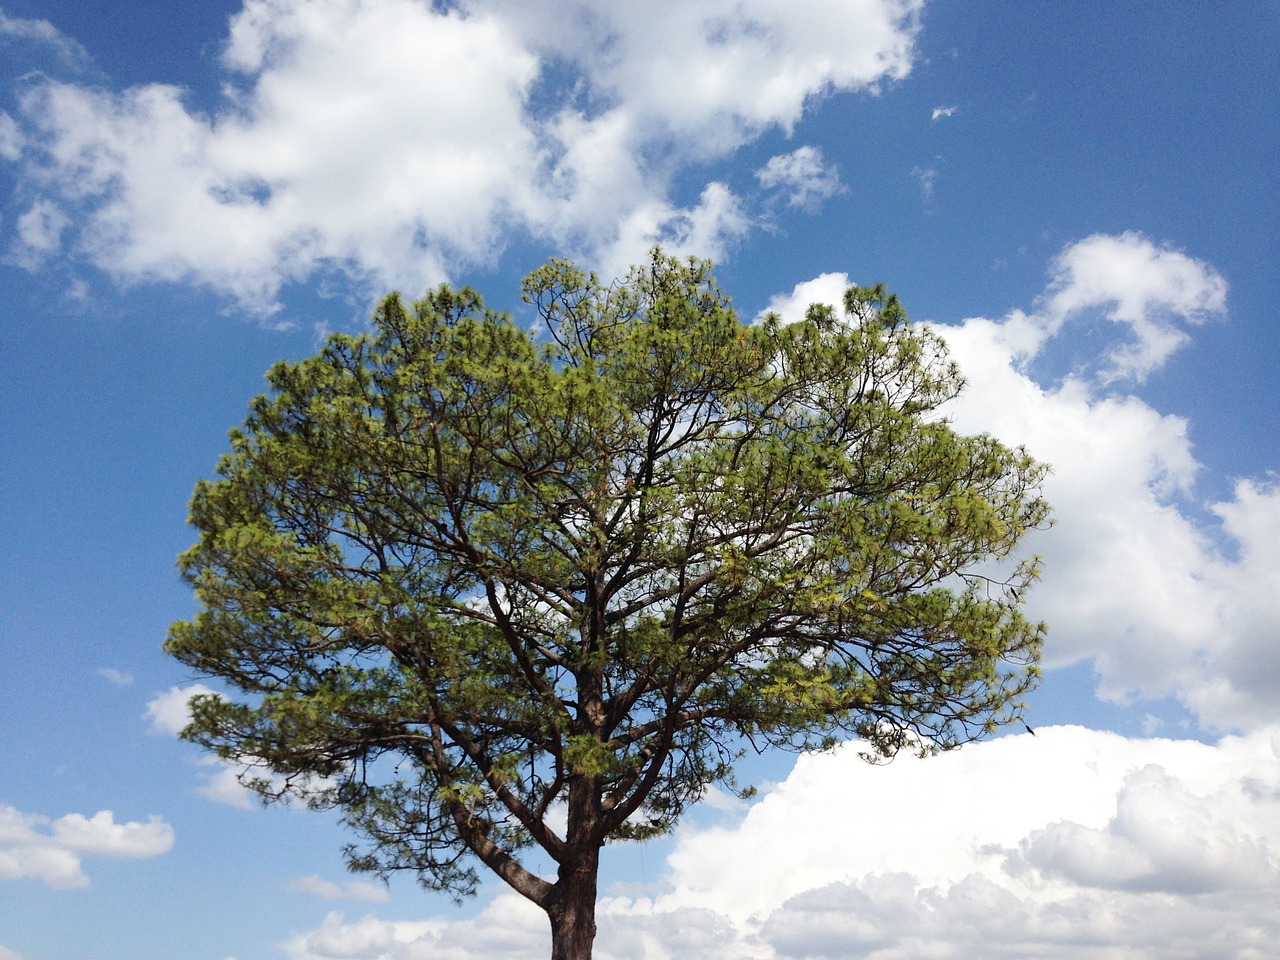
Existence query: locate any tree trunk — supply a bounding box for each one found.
[547,842,600,960]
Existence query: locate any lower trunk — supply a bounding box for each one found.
[547,844,600,960]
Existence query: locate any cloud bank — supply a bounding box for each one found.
[281,725,1280,959]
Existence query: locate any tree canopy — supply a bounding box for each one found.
[166,251,1049,960]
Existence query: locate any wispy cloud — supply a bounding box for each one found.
[0,11,94,71]
[755,146,847,212]
[931,104,957,121]
[912,164,939,202]
[290,875,391,903]
[96,667,134,687]
[1039,231,1228,381]
[145,685,333,809]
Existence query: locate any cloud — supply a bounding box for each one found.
[145,684,334,809]
[911,164,938,202]
[757,872,1280,960]
[596,181,752,284]
[939,232,1228,385]
[755,146,846,212]
[936,238,1267,728]
[640,726,1279,958]
[0,11,94,71]
[284,897,547,960]
[284,725,1280,959]
[96,667,135,687]
[0,805,174,890]
[2,0,922,310]
[7,199,69,269]
[291,875,391,903]
[1005,763,1278,894]
[755,272,852,325]
[146,685,260,808]
[1036,231,1228,382]
[931,105,957,121]
[761,234,1264,730]
[194,764,261,810]
[145,683,217,736]
[0,112,21,161]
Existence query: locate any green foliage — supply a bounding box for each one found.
[167,250,1049,909]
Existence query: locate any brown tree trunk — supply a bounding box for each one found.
[547,841,600,960]
[546,763,604,960]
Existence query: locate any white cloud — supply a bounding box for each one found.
[486,0,921,145]
[145,683,217,736]
[755,272,853,325]
[596,181,752,284]
[284,726,1280,959]
[0,805,174,890]
[0,112,22,162]
[0,11,94,70]
[932,237,1270,728]
[7,199,69,269]
[195,764,261,810]
[2,0,922,311]
[291,874,391,903]
[146,684,266,808]
[96,667,135,687]
[762,235,1265,730]
[944,232,1227,385]
[931,105,957,121]
[755,146,846,211]
[912,164,938,202]
[1038,231,1228,382]
[284,898,546,960]
[0,946,24,960]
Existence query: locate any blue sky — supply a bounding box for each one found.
[1,2,1277,958]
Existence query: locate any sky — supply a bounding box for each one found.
[1,1,1278,958]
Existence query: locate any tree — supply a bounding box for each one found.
[167,251,1048,960]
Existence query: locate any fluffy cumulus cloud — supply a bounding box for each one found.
[762,232,1275,731]
[284,725,1280,959]
[938,236,1275,729]
[0,805,174,890]
[756,271,853,325]
[1,0,921,310]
